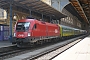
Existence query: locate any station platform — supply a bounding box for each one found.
[0,40,13,48]
[52,35,90,60]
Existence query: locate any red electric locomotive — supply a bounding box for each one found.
[12,18,60,47]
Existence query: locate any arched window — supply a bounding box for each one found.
[0,8,7,19]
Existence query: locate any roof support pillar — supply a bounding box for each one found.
[50,16,52,22]
[42,13,43,21]
[56,17,58,24]
[29,9,32,17]
[9,0,13,42]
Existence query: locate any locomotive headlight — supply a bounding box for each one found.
[14,33,16,37]
[28,33,31,36]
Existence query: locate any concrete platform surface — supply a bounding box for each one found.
[0,40,12,48]
[52,35,90,60]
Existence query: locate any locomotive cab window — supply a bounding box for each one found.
[16,22,30,31]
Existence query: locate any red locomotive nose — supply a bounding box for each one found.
[16,32,29,38]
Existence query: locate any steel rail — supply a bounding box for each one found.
[23,34,88,60]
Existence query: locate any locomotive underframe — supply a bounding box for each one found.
[12,36,60,47]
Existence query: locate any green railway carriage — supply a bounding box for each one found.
[73,29,86,36]
[79,29,87,35]
[60,25,74,37]
[58,24,86,38]
[58,24,63,37]
[73,28,80,35]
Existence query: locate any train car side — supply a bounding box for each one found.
[58,24,86,39]
[46,22,60,38]
[58,25,74,39]
[31,20,47,39]
[12,19,87,47]
[12,19,60,47]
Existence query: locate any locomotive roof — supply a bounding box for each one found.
[18,19,35,21]
[60,25,80,30]
[17,19,58,26]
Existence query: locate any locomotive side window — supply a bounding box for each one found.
[33,24,37,30]
[16,22,30,31]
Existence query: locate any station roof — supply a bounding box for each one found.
[0,0,66,20]
[63,3,85,23]
[69,0,90,25]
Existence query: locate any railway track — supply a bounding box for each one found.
[23,35,88,60]
[0,46,24,59]
[0,35,88,60]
